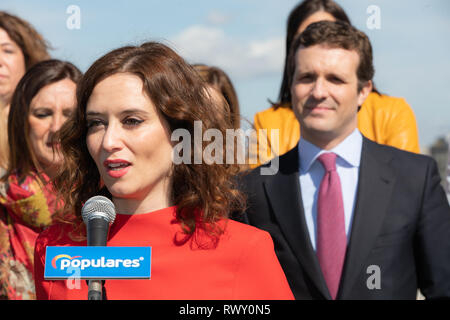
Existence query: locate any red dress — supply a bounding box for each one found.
[34,206,294,300]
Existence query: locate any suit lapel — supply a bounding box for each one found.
[264,147,331,299]
[338,138,396,298]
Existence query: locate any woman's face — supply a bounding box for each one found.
[0,28,26,107]
[28,78,77,178]
[85,73,173,212]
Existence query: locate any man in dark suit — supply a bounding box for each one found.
[240,21,450,299]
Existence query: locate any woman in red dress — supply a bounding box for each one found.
[34,42,294,300]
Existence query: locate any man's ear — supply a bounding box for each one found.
[357,80,373,106]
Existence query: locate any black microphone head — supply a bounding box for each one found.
[81,196,116,225]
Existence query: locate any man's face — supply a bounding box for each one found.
[291,44,371,149]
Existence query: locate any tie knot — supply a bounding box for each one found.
[318,152,337,172]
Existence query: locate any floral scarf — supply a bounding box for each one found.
[0,172,60,300]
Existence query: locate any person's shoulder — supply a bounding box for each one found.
[364,137,433,165]
[254,104,294,122]
[224,219,272,245]
[364,92,412,111]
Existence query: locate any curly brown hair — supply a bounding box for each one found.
[55,42,246,241]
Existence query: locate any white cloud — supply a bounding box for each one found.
[170,25,284,79]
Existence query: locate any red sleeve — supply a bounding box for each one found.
[34,229,51,300]
[233,229,294,300]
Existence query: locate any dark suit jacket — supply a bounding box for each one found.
[239,137,450,299]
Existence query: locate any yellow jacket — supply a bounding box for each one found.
[252,92,420,167]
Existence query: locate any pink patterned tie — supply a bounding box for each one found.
[317,153,346,300]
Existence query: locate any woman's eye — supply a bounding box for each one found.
[123,118,143,126]
[34,112,51,119]
[2,47,16,54]
[296,75,313,83]
[86,119,104,129]
[31,107,53,119]
[63,111,73,118]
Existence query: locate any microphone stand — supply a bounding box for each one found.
[86,218,110,300]
[88,280,103,300]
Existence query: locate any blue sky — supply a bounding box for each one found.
[1,0,449,149]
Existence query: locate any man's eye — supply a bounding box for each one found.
[329,76,344,84]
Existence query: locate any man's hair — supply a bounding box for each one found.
[276,0,351,107]
[287,20,374,92]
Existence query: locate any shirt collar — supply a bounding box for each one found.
[298,129,362,173]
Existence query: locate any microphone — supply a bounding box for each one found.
[81,195,116,300]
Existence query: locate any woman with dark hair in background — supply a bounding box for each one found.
[34,42,293,300]
[0,59,82,299]
[252,0,420,166]
[0,11,51,172]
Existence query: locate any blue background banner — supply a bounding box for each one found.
[44,246,151,279]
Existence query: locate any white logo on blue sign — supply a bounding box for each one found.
[44,246,151,279]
